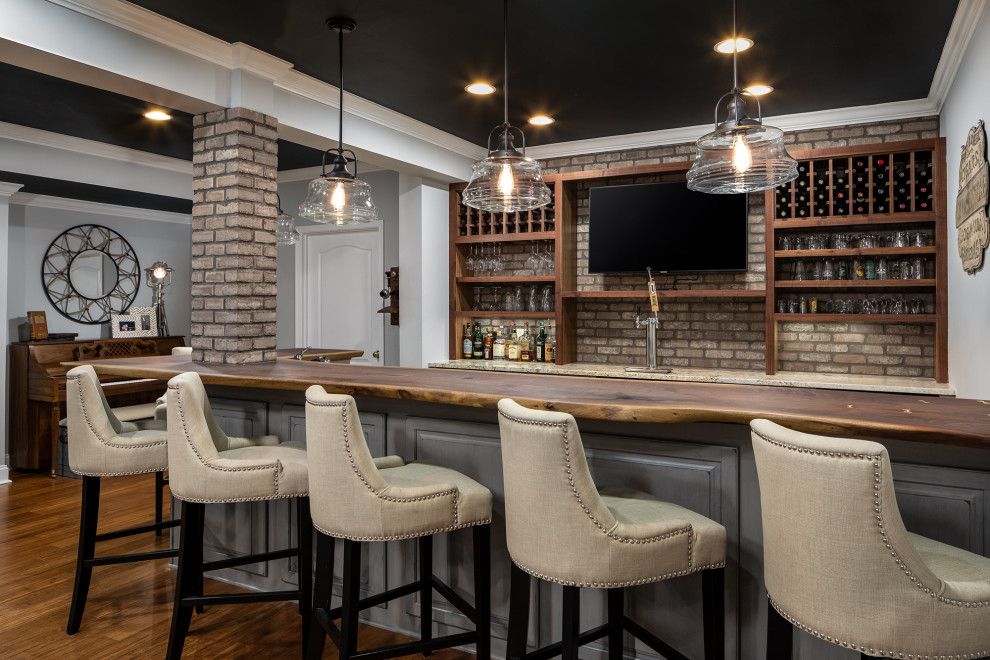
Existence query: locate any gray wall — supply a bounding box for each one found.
[941,4,990,399]
[276,169,401,365]
[5,203,192,341]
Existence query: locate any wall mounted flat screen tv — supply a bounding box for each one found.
[588,182,748,273]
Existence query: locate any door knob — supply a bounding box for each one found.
[373,350,380,360]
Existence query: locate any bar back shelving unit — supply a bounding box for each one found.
[765,138,948,382]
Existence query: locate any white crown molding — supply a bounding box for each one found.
[929,0,990,113]
[0,121,193,174]
[10,192,191,224]
[0,182,26,197]
[46,0,487,162]
[526,98,940,160]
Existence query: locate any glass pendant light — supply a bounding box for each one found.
[462,0,551,213]
[687,0,797,194]
[274,194,300,246]
[299,18,378,224]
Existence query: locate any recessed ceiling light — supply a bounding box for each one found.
[714,37,753,54]
[529,115,554,126]
[465,83,496,95]
[745,85,773,96]
[144,110,172,120]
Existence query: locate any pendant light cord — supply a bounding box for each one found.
[731,0,739,92]
[503,0,509,126]
[338,26,345,150]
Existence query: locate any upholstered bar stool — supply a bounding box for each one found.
[497,399,727,660]
[303,386,493,660]
[64,364,179,635]
[751,419,990,659]
[165,371,311,659]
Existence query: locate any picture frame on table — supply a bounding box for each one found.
[128,306,158,337]
[110,313,140,338]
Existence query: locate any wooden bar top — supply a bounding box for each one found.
[67,356,990,449]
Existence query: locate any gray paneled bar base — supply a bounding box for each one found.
[190,385,990,660]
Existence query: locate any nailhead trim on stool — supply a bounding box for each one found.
[307,396,491,541]
[754,429,990,659]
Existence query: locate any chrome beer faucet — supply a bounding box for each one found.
[626,268,671,374]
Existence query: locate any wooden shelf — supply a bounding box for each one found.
[773,212,936,230]
[561,289,766,299]
[456,275,556,284]
[774,246,936,258]
[774,313,936,323]
[453,231,555,244]
[775,279,935,289]
[454,311,555,318]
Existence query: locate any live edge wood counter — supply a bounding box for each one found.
[68,355,990,449]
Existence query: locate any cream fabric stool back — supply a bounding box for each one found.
[164,371,311,659]
[304,386,492,660]
[64,364,178,635]
[497,398,726,660]
[752,418,990,659]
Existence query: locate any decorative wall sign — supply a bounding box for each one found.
[41,224,140,324]
[956,120,990,274]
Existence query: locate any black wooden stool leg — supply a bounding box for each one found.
[194,504,206,615]
[607,588,624,660]
[561,585,580,660]
[506,564,530,660]
[155,471,166,536]
[297,497,313,644]
[339,539,362,660]
[419,535,434,653]
[67,475,100,635]
[766,596,793,660]
[305,533,335,660]
[703,568,725,660]
[473,525,491,660]
[167,501,204,660]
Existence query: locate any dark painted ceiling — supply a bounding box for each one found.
[128,0,959,146]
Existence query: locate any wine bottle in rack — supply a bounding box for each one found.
[776,185,791,219]
[872,155,889,214]
[812,160,829,216]
[793,162,810,217]
[893,153,912,213]
[914,150,933,212]
[851,157,869,215]
[832,163,849,215]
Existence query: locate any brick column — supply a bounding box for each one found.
[190,108,278,364]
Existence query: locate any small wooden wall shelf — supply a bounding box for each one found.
[561,289,766,299]
[765,138,948,382]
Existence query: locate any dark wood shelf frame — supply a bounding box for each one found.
[765,138,948,382]
[561,289,766,299]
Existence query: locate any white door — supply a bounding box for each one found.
[296,225,383,365]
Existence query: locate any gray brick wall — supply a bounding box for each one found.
[539,116,939,375]
[190,108,279,364]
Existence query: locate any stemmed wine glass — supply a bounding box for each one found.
[466,243,480,275]
[539,240,555,275]
[525,241,541,272]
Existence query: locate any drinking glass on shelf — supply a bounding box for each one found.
[811,260,824,281]
[822,259,835,280]
[794,260,806,281]
[893,231,909,248]
[540,285,554,312]
[466,243,479,274]
[899,259,912,279]
[912,232,930,247]
[912,257,924,280]
[909,299,925,314]
[525,241,541,273]
[472,286,482,311]
[528,285,538,312]
[780,235,796,251]
[514,285,524,312]
[503,289,515,312]
[540,241,555,275]
[876,258,889,280]
[890,299,906,315]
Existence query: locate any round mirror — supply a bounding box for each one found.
[69,250,119,299]
[42,225,140,324]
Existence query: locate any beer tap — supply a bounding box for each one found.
[626,267,671,373]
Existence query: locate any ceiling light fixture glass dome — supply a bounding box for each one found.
[299,17,378,225]
[462,0,551,213]
[274,193,300,246]
[688,0,797,195]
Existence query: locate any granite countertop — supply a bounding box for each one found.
[427,359,956,396]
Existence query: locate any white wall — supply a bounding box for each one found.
[276,170,401,365]
[940,2,990,399]
[6,203,192,341]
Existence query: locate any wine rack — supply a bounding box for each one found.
[765,138,947,382]
[454,188,555,238]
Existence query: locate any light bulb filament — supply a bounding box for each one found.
[497,164,514,196]
[330,182,346,209]
[732,134,752,174]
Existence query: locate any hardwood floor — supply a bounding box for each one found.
[0,471,477,659]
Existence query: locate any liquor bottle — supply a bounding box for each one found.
[462,323,472,359]
[483,327,493,360]
[493,325,506,360]
[550,327,556,363]
[505,321,519,361]
[535,322,547,362]
[472,322,483,359]
[518,322,532,362]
